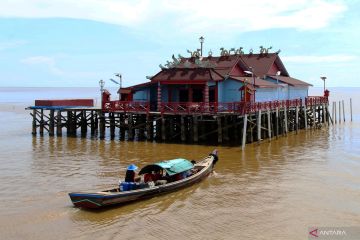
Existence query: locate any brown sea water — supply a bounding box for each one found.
[0,87,359,240]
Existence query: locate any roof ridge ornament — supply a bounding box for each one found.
[259,45,265,54]
[235,47,244,55]
[265,46,272,54]
[220,47,229,56]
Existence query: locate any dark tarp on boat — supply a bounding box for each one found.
[139,158,193,176]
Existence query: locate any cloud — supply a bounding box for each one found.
[0,40,27,51]
[0,0,347,33]
[21,56,63,75]
[282,54,357,63]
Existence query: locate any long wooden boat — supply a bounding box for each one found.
[69,150,218,209]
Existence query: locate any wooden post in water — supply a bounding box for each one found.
[322,103,327,124]
[295,106,299,133]
[181,116,186,142]
[312,106,316,128]
[49,109,55,136]
[267,110,271,140]
[39,109,44,135]
[257,110,261,143]
[275,107,279,138]
[146,115,152,140]
[223,116,229,142]
[217,116,222,144]
[304,105,308,129]
[32,109,37,135]
[90,111,95,135]
[284,106,288,133]
[110,113,115,139]
[334,102,337,124]
[350,98,353,122]
[193,116,198,143]
[242,114,248,149]
[128,114,134,140]
[342,100,345,122]
[56,110,62,136]
[99,111,105,139]
[331,102,334,124]
[338,101,341,123]
[161,117,166,141]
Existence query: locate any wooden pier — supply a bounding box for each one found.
[27,96,330,147]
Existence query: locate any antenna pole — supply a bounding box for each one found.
[115,73,122,101]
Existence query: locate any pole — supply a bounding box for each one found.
[277,77,279,101]
[242,114,248,149]
[253,73,256,102]
[334,101,337,124]
[342,100,345,122]
[350,98,353,122]
[119,74,122,101]
[338,101,341,123]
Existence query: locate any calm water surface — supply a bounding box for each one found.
[0,87,359,240]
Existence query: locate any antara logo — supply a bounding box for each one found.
[309,228,318,238]
[309,227,347,238]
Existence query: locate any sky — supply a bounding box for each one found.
[0,0,359,88]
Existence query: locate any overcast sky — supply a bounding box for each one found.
[0,0,359,87]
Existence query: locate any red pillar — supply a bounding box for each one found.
[204,83,209,103]
[204,83,209,112]
[157,82,161,112]
[188,86,193,102]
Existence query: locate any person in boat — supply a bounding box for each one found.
[125,164,139,182]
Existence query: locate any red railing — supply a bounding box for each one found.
[305,96,328,106]
[103,101,150,113]
[102,97,327,114]
[160,99,304,114]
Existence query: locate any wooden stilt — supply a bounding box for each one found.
[312,107,316,128]
[304,106,308,129]
[217,116,222,144]
[90,111,95,135]
[322,104,327,125]
[334,102,337,124]
[223,116,229,142]
[275,107,279,138]
[295,106,299,134]
[56,110,62,136]
[32,109,37,135]
[146,115,152,140]
[284,106,288,134]
[49,110,55,136]
[338,101,341,123]
[350,98,353,122]
[99,111,105,139]
[257,110,261,143]
[193,116,198,143]
[110,113,115,139]
[40,109,44,135]
[181,116,186,142]
[128,114,134,140]
[267,110,271,140]
[242,114,248,149]
[161,117,166,141]
[342,100,345,122]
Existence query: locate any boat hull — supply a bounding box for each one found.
[69,154,215,209]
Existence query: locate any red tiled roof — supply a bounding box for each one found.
[151,68,223,82]
[231,76,278,88]
[268,75,312,87]
[241,53,288,77]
